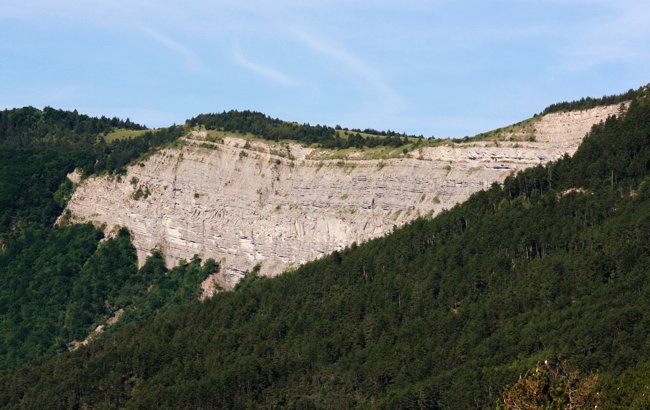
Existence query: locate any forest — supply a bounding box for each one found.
[0,106,184,176]
[187,110,411,149]
[0,89,649,408]
[0,107,210,369]
[541,87,640,115]
[0,106,145,148]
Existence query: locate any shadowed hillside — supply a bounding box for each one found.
[1,89,649,408]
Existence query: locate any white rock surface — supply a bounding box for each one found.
[64,104,627,294]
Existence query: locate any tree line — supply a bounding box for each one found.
[0,107,198,370]
[541,87,641,115]
[187,110,411,149]
[1,89,650,407]
[0,106,145,149]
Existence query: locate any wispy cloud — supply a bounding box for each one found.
[232,46,300,86]
[288,27,407,112]
[137,23,208,72]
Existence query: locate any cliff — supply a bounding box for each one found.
[63,103,627,294]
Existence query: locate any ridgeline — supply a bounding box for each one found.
[0,89,649,407]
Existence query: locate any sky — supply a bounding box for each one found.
[1,0,649,137]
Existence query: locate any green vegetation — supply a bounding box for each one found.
[466,86,643,143]
[132,185,152,200]
[88,126,184,176]
[0,107,204,370]
[103,128,149,143]
[188,89,640,154]
[0,150,80,232]
[0,106,183,177]
[187,110,413,149]
[1,88,650,408]
[0,223,103,367]
[0,107,183,241]
[541,87,640,115]
[306,143,418,161]
[0,223,217,369]
[0,106,145,149]
[471,117,537,142]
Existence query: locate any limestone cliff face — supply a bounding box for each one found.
[64,104,626,294]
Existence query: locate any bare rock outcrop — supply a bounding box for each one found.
[64,104,626,293]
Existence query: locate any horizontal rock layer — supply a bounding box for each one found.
[64,104,627,294]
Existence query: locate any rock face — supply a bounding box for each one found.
[64,104,627,294]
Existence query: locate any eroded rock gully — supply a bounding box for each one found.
[63,104,627,295]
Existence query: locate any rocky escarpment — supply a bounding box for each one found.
[63,103,627,294]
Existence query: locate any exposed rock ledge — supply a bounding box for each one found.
[63,103,627,295]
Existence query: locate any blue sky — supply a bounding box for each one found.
[1,0,649,137]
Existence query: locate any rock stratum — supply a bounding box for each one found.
[64,103,627,294]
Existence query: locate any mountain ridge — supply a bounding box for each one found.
[63,102,628,292]
[1,85,649,408]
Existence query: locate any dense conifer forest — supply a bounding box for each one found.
[0,108,209,369]
[0,88,649,408]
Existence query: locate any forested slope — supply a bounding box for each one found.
[1,90,649,408]
[0,108,209,369]
[541,87,640,115]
